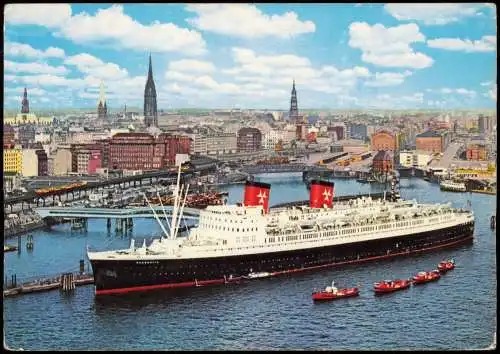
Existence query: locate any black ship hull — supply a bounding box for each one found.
[90,221,474,295]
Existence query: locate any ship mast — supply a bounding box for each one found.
[157,190,172,234]
[142,192,170,239]
[169,165,182,239]
[173,184,189,239]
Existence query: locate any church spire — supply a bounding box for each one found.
[144,53,158,128]
[289,80,298,122]
[148,52,153,80]
[97,80,108,121]
[21,87,29,113]
[99,80,106,106]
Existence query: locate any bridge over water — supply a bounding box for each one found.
[35,206,201,220]
[240,164,332,175]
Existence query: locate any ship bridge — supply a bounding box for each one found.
[35,206,201,220]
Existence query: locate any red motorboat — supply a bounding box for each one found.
[411,270,441,285]
[373,279,411,294]
[312,281,360,301]
[438,259,455,273]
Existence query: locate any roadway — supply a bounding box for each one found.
[429,142,462,169]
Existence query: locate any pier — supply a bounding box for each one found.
[3,272,94,298]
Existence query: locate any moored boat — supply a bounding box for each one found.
[440,180,467,192]
[312,281,359,301]
[438,259,455,273]
[373,279,411,294]
[242,271,272,280]
[411,270,441,285]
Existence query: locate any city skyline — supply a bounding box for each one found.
[3,3,497,110]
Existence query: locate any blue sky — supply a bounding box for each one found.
[3,3,497,110]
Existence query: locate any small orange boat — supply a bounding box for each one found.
[438,259,455,273]
[373,279,411,294]
[312,281,360,301]
[411,270,441,285]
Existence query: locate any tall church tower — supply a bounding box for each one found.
[97,81,108,121]
[289,80,298,122]
[21,87,29,113]
[144,53,158,128]
[290,80,305,141]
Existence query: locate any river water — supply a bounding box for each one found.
[3,177,497,350]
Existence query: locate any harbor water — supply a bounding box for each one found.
[3,177,497,350]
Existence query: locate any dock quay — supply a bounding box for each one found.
[4,244,18,252]
[3,273,94,298]
[4,219,46,239]
[471,189,496,195]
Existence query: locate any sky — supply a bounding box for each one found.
[3,3,497,111]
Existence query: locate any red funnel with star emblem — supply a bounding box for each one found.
[309,180,334,208]
[243,181,271,213]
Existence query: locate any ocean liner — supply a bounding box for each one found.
[87,167,475,295]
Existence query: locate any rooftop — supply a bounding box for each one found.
[373,150,394,161]
[416,130,448,138]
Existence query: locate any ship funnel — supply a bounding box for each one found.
[309,180,334,208]
[243,180,271,214]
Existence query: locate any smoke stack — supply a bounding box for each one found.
[309,180,334,208]
[243,181,271,214]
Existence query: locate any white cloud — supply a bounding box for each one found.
[348,22,433,69]
[337,94,360,106]
[162,47,373,108]
[402,92,424,103]
[165,71,196,82]
[5,50,152,108]
[455,88,477,97]
[5,4,72,28]
[367,92,424,108]
[10,74,85,87]
[4,87,47,96]
[5,42,66,59]
[365,70,412,87]
[481,81,493,86]
[4,60,69,75]
[185,4,315,38]
[427,87,477,97]
[427,35,496,52]
[427,100,447,107]
[6,4,207,56]
[192,75,241,94]
[221,47,370,94]
[385,4,484,25]
[486,84,497,101]
[64,53,129,80]
[168,59,216,73]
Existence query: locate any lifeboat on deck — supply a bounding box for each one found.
[438,259,455,273]
[312,281,360,301]
[373,279,411,294]
[411,270,441,285]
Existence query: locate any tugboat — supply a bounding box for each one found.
[438,259,455,273]
[312,280,360,301]
[373,279,411,294]
[411,270,441,285]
